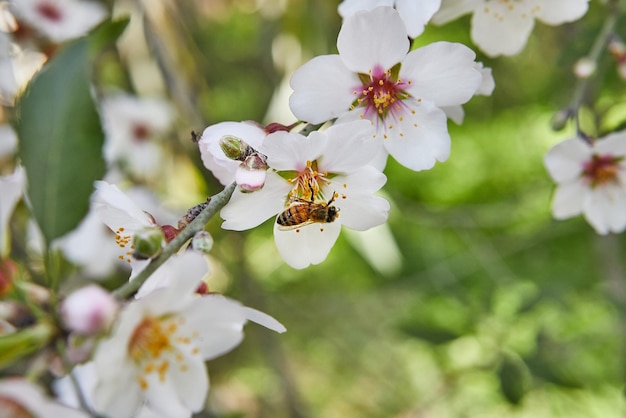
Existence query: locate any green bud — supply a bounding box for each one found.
[220,135,250,161]
[551,108,572,131]
[191,231,214,254]
[132,226,165,259]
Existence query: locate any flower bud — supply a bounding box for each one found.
[236,160,268,193]
[132,226,165,259]
[219,135,251,161]
[573,57,595,79]
[61,285,118,335]
[0,259,17,297]
[191,231,214,254]
[551,108,573,131]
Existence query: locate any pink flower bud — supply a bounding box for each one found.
[61,286,118,335]
[573,57,595,79]
[236,165,267,192]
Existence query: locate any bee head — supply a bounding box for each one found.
[327,205,340,223]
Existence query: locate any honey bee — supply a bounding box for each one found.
[276,193,339,231]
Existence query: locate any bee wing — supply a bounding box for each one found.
[276,219,315,231]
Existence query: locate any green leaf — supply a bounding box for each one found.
[0,323,55,369]
[498,351,531,405]
[16,20,127,244]
[88,17,130,54]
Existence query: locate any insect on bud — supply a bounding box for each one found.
[220,135,252,161]
[132,226,165,259]
[191,231,214,254]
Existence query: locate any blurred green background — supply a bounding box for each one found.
[120,1,626,417]
[10,0,626,416]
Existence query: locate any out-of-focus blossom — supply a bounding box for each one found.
[221,120,390,269]
[432,0,589,57]
[101,93,175,179]
[289,6,482,171]
[545,131,626,234]
[61,285,118,335]
[0,124,17,158]
[91,269,285,418]
[0,32,46,105]
[338,0,442,38]
[9,0,107,43]
[55,362,173,418]
[0,378,88,418]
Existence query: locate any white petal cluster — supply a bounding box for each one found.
[338,0,442,38]
[290,6,483,172]
[76,263,285,418]
[433,0,590,57]
[545,132,626,235]
[213,120,390,269]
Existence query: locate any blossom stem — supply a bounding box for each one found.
[568,0,620,141]
[298,122,325,136]
[112,182,236,299]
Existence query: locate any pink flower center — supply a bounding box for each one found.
[36,1,63,22]
[582,154,622,187]
[351,66,410,122]
[288,160,330,203]
[132,123,151,142]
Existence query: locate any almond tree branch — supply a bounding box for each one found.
[112,182,236,299]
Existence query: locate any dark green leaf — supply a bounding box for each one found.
[16,20,128,244]
[498,351,531,405]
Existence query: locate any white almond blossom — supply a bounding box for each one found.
[9,0,107,43]
[338,0,442,38]
[91,265,285,418]
[0,378,87,418]
[220,120,390,269]
[101,93,175,179]
[198,121,267,185]
[289,6,482,171]
[432,0,590,57]
[544,132,626,235]
[92,181,159,273]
